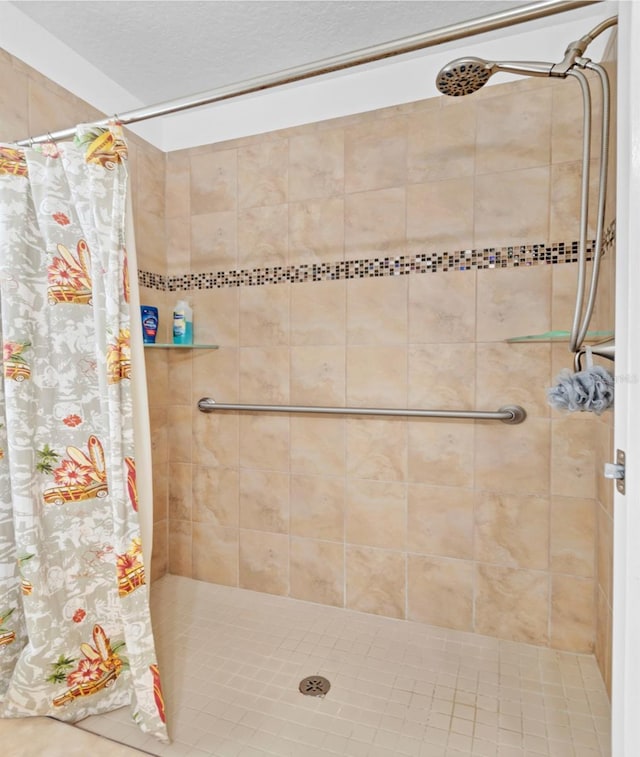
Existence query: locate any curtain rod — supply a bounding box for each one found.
[17,0,597,146]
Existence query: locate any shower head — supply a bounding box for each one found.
[435,56,556,96]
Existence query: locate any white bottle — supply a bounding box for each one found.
[172,300,193,345]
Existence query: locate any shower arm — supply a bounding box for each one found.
[575,59,611,349]
[551,15,618,76]
[567,67,592,354]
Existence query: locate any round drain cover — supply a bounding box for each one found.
[298,675,331,697]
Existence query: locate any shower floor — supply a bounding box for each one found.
[76,574,611,757]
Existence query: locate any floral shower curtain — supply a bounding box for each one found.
[0,125,167,742]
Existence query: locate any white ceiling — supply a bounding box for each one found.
[9,1,533,105]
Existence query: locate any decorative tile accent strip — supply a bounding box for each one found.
[138,221,616,292]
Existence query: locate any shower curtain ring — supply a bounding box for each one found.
[28,136,34,147]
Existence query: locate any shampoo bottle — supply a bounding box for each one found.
[140,305,158,344]
[172,300,193,345]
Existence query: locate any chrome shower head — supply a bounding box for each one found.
[435,56,557,96]
[436,57,492,96]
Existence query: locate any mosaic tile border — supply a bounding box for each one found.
[138,220,616,292]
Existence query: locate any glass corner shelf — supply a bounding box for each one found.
[144,343,219,349]
[506,330,614,344]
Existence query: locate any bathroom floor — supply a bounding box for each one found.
[76,575,611,757]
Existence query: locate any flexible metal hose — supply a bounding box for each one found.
[567,67,592,353]
[575,60,611,348]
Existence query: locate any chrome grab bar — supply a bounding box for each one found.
[197,398,527,424]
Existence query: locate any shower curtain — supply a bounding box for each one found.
[0,125,167,742]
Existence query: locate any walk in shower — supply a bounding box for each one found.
[0,2,620,756]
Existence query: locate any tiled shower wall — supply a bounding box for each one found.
[144,64,617,682]
[0,42,616,693]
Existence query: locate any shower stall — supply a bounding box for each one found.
[2,0,636,755]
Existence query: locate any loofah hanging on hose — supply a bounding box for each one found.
[547,347,614,415]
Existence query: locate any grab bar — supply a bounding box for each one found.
[197,398,527,424]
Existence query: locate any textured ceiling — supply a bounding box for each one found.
[9,0,533,105]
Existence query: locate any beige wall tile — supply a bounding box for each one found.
[291,345,345,405]
[192,348,239,410]
[550,574,595,653]
[476,87,552,175]
[290,416,346,476]
[289,197,345,264]
[549,160,599,242]
[192,523,238,586]
[238,140,288,208]
[288,129,344,201]
[344,188,406,260]
[407,484,474,559]
[474,166,550,248]
[551,263,580,333]
[237,205,288,267]
[0,57,28,140]
[190,149,237,214]
[290,474,345,541]
[239,283,289,346]
[595,417,615,517]
[407,179,474,252]
[408,420,474,487]
[239,346,289,404]
[165,157,190,218]
[346,345,407,408]
[28,80,96,138]
[290,537,344,607]
[409,271,476,344]
[239,529,289,595]
[136,210,166,273]
[407,555,473,631]
[475,564,549,644]
[407,102,475,183]
[168,462,192,521]
[192,412,239,469]
[476,343,550,418]
[551,73,602,164]
[475,418,550,496]
[168,350,192,405]
[595,586,612,698]
[167,404,192,463]
[166,216,190,276]
[597,503,613,606]
[168,519,192,577]
[191,288,239,348]
[344,116,407,193]
[290,279,346,346]
[137,147,165,219]
[152,461,168,523]
[190,211,237,271]
[551,416,597,499]
[550,496,596,577]
[476,266,551,343]
[474,491,549,570]
[239,469,289,533]
[347,276,408,345]
[239,414,289,472]
[192,466,239,527]
[346,417,407,482]
[346,479,406,550]
[346,545,405,618]
[408,344,475,410]
[151,521,168,582]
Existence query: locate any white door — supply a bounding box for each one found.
[612,1,640,754]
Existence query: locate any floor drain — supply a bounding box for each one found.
[298,675,331,697]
